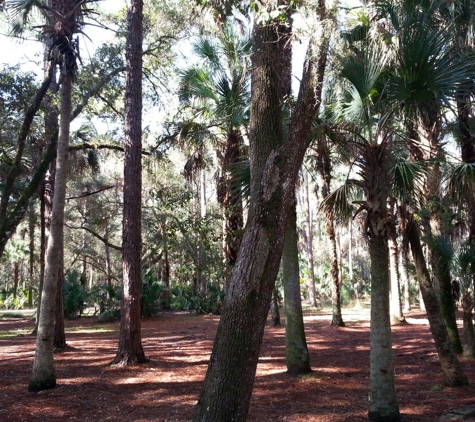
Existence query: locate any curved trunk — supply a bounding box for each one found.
[432,244,463,353]
[282,198,311,375]
[29,72,73,392]
[419,106,463,353]
[0,65,54,259]
[407,220,468,386]
[194,4,324,418]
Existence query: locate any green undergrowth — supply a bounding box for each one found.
[298,372,330,382]
[0,328,31,339]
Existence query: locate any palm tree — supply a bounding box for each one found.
[4,0,100,392]
[321,40,402,420]
[380,0,473,353]
[178,23,250,288]
[311,136,345,326]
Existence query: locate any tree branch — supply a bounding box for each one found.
[64,222,122,251]
[66,184,115,200]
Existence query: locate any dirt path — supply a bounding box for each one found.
[1,308,474,421]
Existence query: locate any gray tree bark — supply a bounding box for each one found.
[194,3,325,419]
[282,197,312,374]
[29,72,73,392]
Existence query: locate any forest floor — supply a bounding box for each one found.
[1,306,475,422]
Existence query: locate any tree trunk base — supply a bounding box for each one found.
[368,410,401,422]
[28,377,56,393]
[331,316,345,327]
[111,352,149,367]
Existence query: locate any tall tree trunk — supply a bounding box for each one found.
[389,234,404,324]
[461,293,475,359]
[400,246,411,312]
[54,247,66,349]
[28,202,36,308]
[270,287,281,325]
[406,219,468,386]
[198,168,207,296]
[29,72,73,392]
[304,170,317,306]
[34,46,59,333]
[112,0,147,366]
[218,130,244,290]
[365,146,399,421]
[328,214,344,326]
[368,232,400,421]
[419,107,463,353]
[13,261,19,299]
[388,199,404,324]
[282,197,311,374]
[348,219,354,288]
[193,2,327,418]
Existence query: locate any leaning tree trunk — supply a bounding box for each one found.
[406,219,468,386]
[112,0,147,366]
[29,72,73,392]
[193,3,327,419]
[419,106,463,354]
[282,196,312,375]
[0,64,53,260]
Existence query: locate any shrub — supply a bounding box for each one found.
[170,282,224,315]
[63,271,88,319]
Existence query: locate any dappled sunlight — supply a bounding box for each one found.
[1,310,475,421]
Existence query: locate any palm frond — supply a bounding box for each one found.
[424,233,454,271]
[319,181,358,223]
[446,162,475,201]
[193,37,222,71]
[387,13,473,111]
[4,0,44,35]
[228,158,250,203]
[178,67,219,103]
[391,157,427,203]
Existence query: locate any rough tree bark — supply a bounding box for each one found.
[406,218,468,386]
[112,0,147,366]
[193,2,325,419]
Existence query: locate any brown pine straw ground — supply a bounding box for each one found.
[1,307,475,422]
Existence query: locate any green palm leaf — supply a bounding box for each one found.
[446,162,475,201]
[319,181,358,223]
[392,157,427,203]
